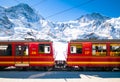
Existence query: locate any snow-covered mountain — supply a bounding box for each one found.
[0,3,120,41]
[53,13,120,41]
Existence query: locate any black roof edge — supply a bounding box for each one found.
[70,39,120,42]
[0,39,52,42]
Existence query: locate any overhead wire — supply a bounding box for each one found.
[13,0,95,20]
[14,0,48,8]
[45,0,95,19]
[14,0,20,3]
[31,0,48,7]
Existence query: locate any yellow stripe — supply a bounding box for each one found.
[0,56,14,58]
[67,62,120,65]
[1,61,120,65]
[15,62,29,64]
[0,62,14,64]
[30,62,54,64]
[0,62,54,64]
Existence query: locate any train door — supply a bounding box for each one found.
[15,44,29,67]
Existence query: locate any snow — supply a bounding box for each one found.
[0,78,120,82]
[1,4,120,40]
[53,42,68,61]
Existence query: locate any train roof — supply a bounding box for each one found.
[70,39,120,42]
[0,39,52,42]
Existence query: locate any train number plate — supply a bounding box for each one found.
[15,64,29,66]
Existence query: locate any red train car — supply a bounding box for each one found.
[67,39,120,70]
[0,40,54,70]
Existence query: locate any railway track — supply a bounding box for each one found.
[0,66,120,71]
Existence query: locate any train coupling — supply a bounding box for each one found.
[55,60,66,69]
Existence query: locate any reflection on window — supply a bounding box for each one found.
[110,44,120,56]
[16,45,21,56]
[39,44,50,54]
[0,44,12,56]
[23,46,29,56]
[70,44,82,54]
[92,44,106,56]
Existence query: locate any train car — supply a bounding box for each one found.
[0,40,54,70]
[67,39,120,70]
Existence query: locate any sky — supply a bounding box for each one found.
[0,0,120,22]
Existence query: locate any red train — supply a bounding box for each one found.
[0,39,120,71]
[67,39,120,70]
[0,40,54,70]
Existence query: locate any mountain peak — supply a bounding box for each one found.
[12,3,33,12]
[77,12,110,22]
[0,3,120,40]
[15,3,30,7]
[90,12,110,20]
[6,3,42,22]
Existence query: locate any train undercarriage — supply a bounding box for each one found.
[0,61,120,71]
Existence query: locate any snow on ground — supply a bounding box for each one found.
[53,42,68,61]
[0,77,120,82]
[0,70,120,82]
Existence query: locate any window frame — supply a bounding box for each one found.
[15,44,29,56]
[70,43,82,54]
[110,43,120,56]
[92,43,107,56]
[38,44,51,54]
[0,44,12,56]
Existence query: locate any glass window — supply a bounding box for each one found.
[70,44,82,54]
[16,45,29,56]
[39,44,50,54]
[92,44,106,56]
[16,45,22,56]
[110,44,120,56]
[23,46,29,56]
[0,44,12,56]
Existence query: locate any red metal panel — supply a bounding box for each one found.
[82,42,92,56]
[29,42,38,56]
[0,41,54,67]
[0,42,14,66]
[67,41,120,67]
[0,56,14,66]
[29,42,54,66]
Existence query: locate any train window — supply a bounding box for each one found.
[110,44,120,56]
[71,46,76,53]
[45,46,50,53]
[23,46,29,56]
[16,45,22,56]
[16,45,29,56]
[70,44,82,54]
[39,44,50,54]
[0,44,12,56]
[92,44,106,56]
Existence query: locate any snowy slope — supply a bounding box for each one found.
[53,13,120,40]
[0,6,14,36]
[0,4,120,41]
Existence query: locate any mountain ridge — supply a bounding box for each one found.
[0,3,120,41]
